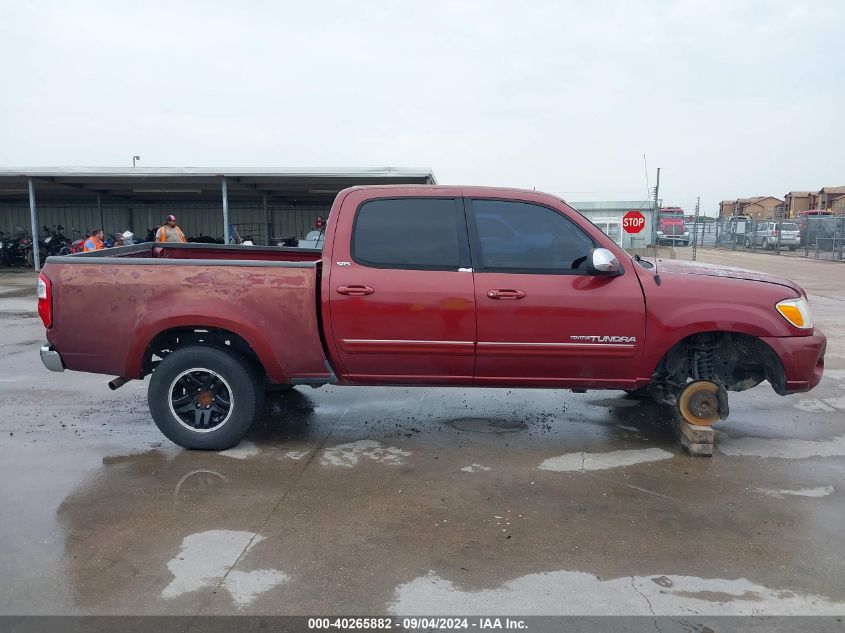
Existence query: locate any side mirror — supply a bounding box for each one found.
[586,248,621,276]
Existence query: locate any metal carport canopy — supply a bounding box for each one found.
[0,166,437,269]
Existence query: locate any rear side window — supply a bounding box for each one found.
[352,198,464,270]
[470,199,595,273]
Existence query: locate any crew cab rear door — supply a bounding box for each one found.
[467,196,646,387]
[326,192,476,383]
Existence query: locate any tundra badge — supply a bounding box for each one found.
[570,335,637,344]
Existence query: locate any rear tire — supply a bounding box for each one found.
[762,238,770,250]
[148,346,260,450]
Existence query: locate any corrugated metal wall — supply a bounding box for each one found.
[0,203,330,244]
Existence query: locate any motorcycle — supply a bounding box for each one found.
[33,225,73,261]
[4,230,33,267]
[68,228,88,254]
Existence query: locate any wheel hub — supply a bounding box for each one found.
[168,368,233,433]
[196,390,213,407]
[688,390,718,419]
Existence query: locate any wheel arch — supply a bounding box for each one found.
[128,318,287,383]
[648,330,787,395]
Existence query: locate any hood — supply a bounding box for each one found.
[643,259,803,294]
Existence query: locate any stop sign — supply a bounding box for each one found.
[623,210,646,234]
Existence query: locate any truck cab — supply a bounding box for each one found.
[656,207,690,246]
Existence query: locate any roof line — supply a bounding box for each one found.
[0,166,436,180]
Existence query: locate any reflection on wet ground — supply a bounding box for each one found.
[1,374,843,616]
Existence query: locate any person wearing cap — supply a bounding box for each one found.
[82,228,105,252]
[155,215,187,243]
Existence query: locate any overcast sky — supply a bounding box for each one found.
[1,0,843,215]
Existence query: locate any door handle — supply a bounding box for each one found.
[336,285,374,296]
[487,289,525,300]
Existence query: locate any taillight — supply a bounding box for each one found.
[770,230,777,236]
[37,273,52,328]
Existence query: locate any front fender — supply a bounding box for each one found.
[638,273,804,380]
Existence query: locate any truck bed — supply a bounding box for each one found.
[42,243,331,384]
[66,241,323,263]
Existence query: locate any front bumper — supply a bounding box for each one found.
[760,330,826,394]
[40,345,65,372]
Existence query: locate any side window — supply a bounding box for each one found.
[470,199,595,273]
[352,198,464,270]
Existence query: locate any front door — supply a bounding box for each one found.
[467,197,646,388]
[328,195,476,384]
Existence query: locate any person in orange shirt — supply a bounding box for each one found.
[82,228,105,252]
[155,215,187,243]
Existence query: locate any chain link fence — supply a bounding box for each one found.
[691,214,845,261]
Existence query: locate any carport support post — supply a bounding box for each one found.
[27,178,40,271]
[221,177,230,244]
[263,192,270,245]
[97,194,104,235]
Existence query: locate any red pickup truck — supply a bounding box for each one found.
[37,186,826,450]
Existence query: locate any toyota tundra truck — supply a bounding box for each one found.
[37,186,826,450]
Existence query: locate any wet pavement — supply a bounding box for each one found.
[0,252,843,616]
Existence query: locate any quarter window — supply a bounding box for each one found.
[352,198,464,270]
[470,199,595,272]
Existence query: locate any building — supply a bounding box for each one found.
[0,167,436,268]
[569,200,656,249]
[737,196,783,219]
[783,191,813,218]
[718,195,783,219]
[718,200,737,218]
[723,185,845,219]
[816,186,845,212]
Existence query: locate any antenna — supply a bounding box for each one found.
[652,168,662,285]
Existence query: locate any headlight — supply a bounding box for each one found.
[656,230,664,235]
[776,297,813,329]
[683,230,690,236]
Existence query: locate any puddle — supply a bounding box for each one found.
[448,417,527,433]
[162,530,286,607]
[224,569,289,607]
[754,486,834,499]
[219,441,260,459]
[320,439,410,468]
[538,448,673,472]
[173,469,228,502]
[390,569,845,615]
[460,463,492,473]
[719,434,845,459]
